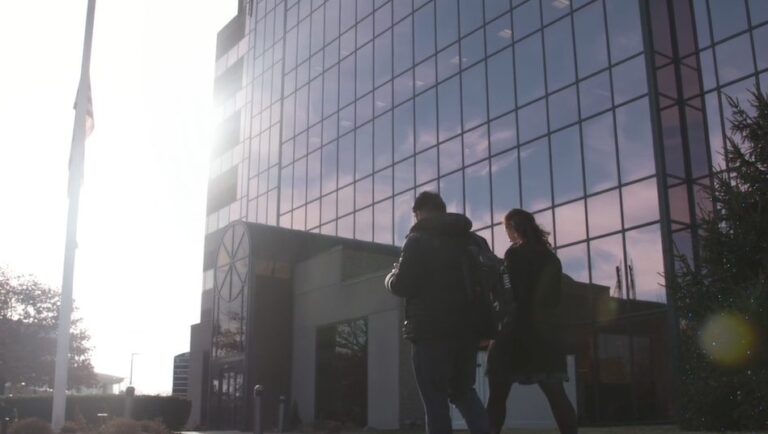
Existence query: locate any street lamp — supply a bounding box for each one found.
[129,353,140,385]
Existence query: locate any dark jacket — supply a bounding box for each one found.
[385,213,474,341]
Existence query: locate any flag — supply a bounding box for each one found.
[80,76,94,138]
[68,74,93,197]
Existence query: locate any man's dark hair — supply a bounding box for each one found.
[412,191,447,214]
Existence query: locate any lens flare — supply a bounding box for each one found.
[698,313,759,367]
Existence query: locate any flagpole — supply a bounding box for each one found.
[52,0,96,430]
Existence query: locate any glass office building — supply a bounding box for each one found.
[199,0,768,425]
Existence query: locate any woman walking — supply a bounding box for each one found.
[486,209,578,434]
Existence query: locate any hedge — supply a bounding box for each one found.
[0,396,190,431]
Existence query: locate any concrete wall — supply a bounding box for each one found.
[291,246,401,429]
[186,320,211,429]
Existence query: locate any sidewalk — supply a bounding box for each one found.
[181,428,768,434]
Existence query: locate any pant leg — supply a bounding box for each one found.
[412,340,454,434]
[448,339,490,434]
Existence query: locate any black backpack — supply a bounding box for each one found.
[461,233,508,340]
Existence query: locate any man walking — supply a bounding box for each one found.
[385,191,490,434]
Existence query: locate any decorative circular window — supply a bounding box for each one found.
[215,221,250,302]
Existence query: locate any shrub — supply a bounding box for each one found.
[8,418,53,434]
[98,419,140,434]
[0,396,190,432]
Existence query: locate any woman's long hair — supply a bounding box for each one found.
[504,209,552,249]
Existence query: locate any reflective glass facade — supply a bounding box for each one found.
[204,0,768,425]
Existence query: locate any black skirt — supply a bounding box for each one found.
[486,323,568,384]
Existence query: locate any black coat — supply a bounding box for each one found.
[385,213,474,341]
[488,243,567,382]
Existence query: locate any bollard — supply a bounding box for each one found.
[124,386,136,419]
[278,395,286,433]
[253,385,264,434]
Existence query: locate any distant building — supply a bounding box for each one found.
[172,352,191,398]
[188,0,768,429]
[74,373,125,395]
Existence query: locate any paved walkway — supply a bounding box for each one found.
[180,428,767,434]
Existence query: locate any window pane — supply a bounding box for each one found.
[557,242,589,283]
[394,70,414,105]
[374,199,394,244]
[340,56,356,107]
[415,56,437,93]
[355,206,374,241]
[462,62,488,130]
[715,34,754,84]
[338,133,355,186]
[709,0,748,42]
[520,138,551,211]
[750,0,768,25]
[323,66,339,118]
[487,47,516,118]
[394,190,415,245]
[358,16,374,48]
[548,85,578,131]
[512,0,541,41]
[587,189,622,237]
[465,160,492,228]
[622,178,660,228]
[542,0,571,25]
[415,2,436,62]
[438,76,462,141]
[374,168,393,201]
[309,77,323,126]
[440,171,465,213]
[439,136,463,175]
[375,30,393,86]
[460,28,486,68]
[625,224,665,302]
[605,0,643,63]
[463,125,490,166]
[436,0,459,49]
[338,213,354,238]
[555,200,587,245]
[574,1,608,78]
[374,112,393,170]
[491,149,520,224]
[485,0,510,21]
[356,177,374,209]
[322,192,338,223]
[437,43,461,81]
[322,142,338,194]
[516,33,546,105]
[579,71,612,118]
[518,98,547,144]
[612,55,647,105]
[375,82,393,116]
[393,17,414,74]
[356,123,374,179]
[490,112,517,154]
[416,148,439,185]
[486,13,513,54]
[590,234,624,293]
[393,0,413,22]
[415,88,438,151]
[394,157,415,193]
[544,17,575,91]
[325,0,340,42]
[551,126,584,204]
[394,101,415,159]
[293,157,307,207]
[357,93,374,127]
[583,112,618,193]
[375,1,392,34]
[338,184,355,215]
[357,43,374,96]
[616,97,655,183]
[460,0,484,35]
[308,150,322,200]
